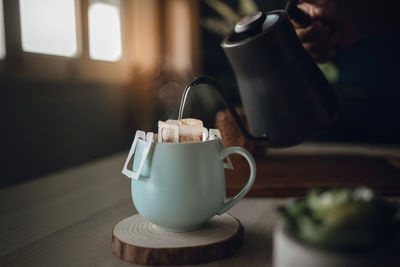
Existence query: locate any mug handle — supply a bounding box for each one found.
[218,147,256,215]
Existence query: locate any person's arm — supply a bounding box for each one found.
[293,0,400,63]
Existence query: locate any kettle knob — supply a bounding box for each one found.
[234,11,266,34]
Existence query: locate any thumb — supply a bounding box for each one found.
[298,0,327,4]
[297,1,324,19]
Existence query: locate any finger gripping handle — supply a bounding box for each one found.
[285,0,312,27]
[218,147,256,215]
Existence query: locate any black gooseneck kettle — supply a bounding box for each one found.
[182,4,340,148]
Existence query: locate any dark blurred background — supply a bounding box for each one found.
[1,0,399,188]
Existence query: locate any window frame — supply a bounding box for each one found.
[0,0,200,85]
[1,0,132,84]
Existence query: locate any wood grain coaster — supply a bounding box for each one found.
[226,155,400,197]
[112,214,244,266]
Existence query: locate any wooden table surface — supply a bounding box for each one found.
[1,142,399,267]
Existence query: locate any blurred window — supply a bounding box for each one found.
[19,0,78,57]
[0,0,5,59]
[88,0,122,62]
[1,0,199,83]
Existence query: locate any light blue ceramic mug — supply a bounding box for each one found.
[122,131,256,232]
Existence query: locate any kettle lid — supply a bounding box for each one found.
[222,11,282,46]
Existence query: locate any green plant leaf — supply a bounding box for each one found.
[202,18,232,37]
[238,0,259,16]
[204,0,239,25]
[277,188,400,250]
[318,62,339,84]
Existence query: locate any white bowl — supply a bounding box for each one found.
[273,222,400,267]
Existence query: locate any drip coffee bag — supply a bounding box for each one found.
[158,118,205,143]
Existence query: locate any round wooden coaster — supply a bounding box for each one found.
[112,214,244,266]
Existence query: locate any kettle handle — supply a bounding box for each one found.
[184,76,269,143]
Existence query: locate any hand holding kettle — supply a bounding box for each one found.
[183,9,340,148]
[288,0,400,63]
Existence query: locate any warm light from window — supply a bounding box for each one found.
[88,0,122,62]
[19,0,78,57]
[0,0,6,59]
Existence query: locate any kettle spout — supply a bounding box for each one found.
[180,77,269,143]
